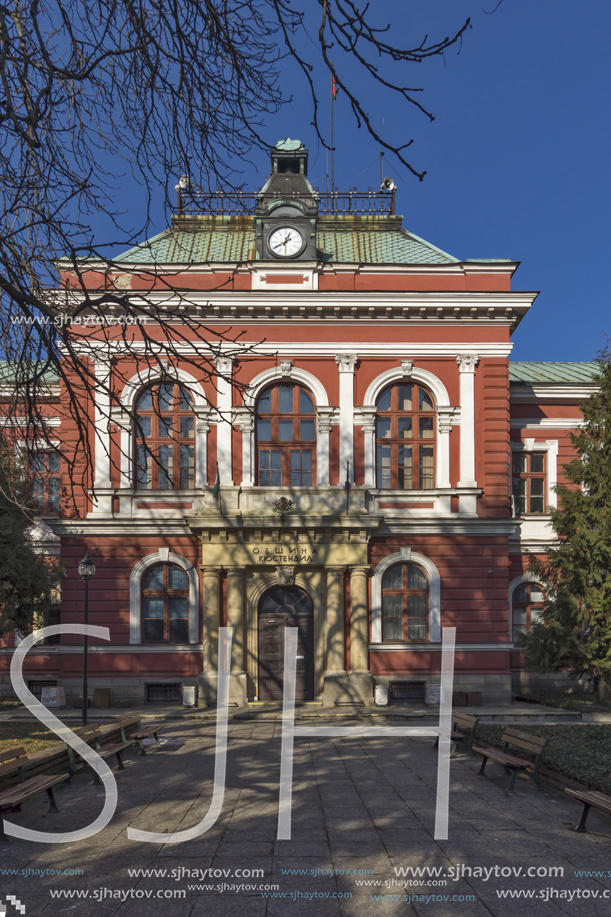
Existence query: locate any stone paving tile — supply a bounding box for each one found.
[6,722,611,917]
[191,899,267,917]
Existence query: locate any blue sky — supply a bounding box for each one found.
[236,0,609,363]
[119,1,608,363]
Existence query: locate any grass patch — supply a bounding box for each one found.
[528,691,611,713]
[0,699,24,711]
[0,722,66,755]
[476,724,611,792]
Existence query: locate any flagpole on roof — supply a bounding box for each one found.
[331,63,336,202]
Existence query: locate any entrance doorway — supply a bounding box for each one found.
[258,586,314,701]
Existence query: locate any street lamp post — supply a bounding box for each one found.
[78,551,96,726]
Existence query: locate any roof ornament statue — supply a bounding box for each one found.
[274,138,304,152]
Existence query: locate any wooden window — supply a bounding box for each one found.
[382,563,429,642]
[512,452,546,514]
[30,452,60,513]
[375,384,435,489]
[256,384,316,486]
[142,563,189,643]
[135,383,195,490]
[512,583,545,640]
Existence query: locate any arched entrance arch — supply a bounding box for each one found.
[258,585,314,701]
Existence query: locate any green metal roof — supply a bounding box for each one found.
[0,361,59,385]
[115,227,255,264]
[317,229,458,265]
[509,362,600,384]
[114,221,460,266]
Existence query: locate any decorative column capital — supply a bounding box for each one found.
[232,407,254,433]
[326,566,347,579]
[456,353,479,374]
[350,566,370,578]
[335,353,358,373]
[317,405,336,435]
[354,405,377,435]
[225,567,244,581]
[110,405,131,432]
[215,355,235,376]
[202,566,222,579]
[437,405,459,435]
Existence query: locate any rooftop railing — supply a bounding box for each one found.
[175,186,396,217]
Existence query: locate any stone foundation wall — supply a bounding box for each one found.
[0,675,199,707]
[373,673,513,705]
[511,671,590,696]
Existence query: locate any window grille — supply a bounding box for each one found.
[146,683,181,703]
[28,680,57,699]
[389,681,426,700]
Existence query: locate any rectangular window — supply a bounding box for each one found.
[31,452,61,513]
[377,445,392,488]
[290,450,312,486]
[259,449,282,486]
[382,594,403,641]
[419,447,435,489]
[179,445,194,489]
[512,452,546,514]
[398,445,413,490]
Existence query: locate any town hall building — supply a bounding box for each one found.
[2,139,599,708]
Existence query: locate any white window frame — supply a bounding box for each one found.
[361,365,456,490]
[371,548,441,644]
[510,439,558,515]
[117,368,209,491]
[130,549,199,645]
[509,573,545,642]
[241,366,330,486]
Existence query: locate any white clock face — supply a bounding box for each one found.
[268,226,304,258]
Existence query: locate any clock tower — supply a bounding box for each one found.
[255,139,318,261]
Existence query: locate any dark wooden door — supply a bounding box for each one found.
[258,587,314,701]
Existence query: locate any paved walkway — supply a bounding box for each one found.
[1,714,610,916]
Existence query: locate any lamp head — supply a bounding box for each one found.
[78,551,96,580]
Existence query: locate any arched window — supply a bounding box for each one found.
[141,563,189,642]
[512,582,545,641]
[135,383,194,490]
[376,383,435,489]
[256,383,316,486]
[382,563,429,642]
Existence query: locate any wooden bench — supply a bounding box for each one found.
[565,787,611,833]
[434,712,479,757]
[472,728,547,792]
[116,713,166,755]
[67,725,135,783]
[0,748,70,843]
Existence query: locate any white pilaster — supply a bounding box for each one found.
[355,406,377,487]
[316,407,334,486]
[436,406,458,489]
[215,356,234,485]
[92,357,112,514]
[233,407,255,487]
[456,354,479,488]
[194,406,213,488]
[335,354,357,484]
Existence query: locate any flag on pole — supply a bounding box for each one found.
[212,464,220,502]
[332,75,337,101]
